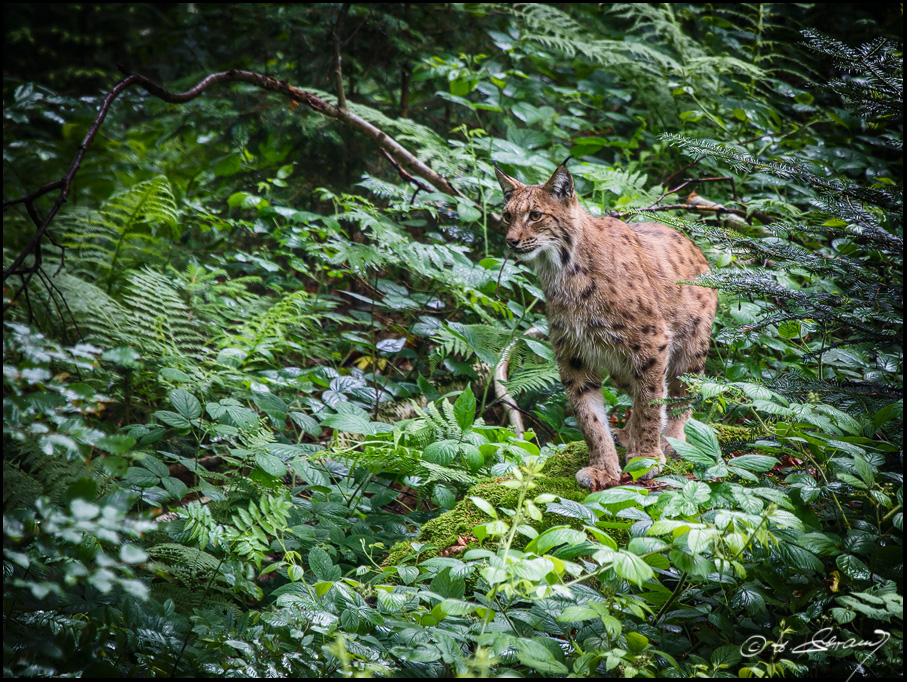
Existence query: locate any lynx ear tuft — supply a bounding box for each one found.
[543,163,574,201]
[494,162,525,201]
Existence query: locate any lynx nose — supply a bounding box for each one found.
[506,237,520,249]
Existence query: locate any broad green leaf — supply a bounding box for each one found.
[612,550,654,586]
[469,496,497,518]
[837,554,872,581]
[665,437,717,468]
[684,419,722,460]
[396,565,419,585]
[309,547,341,582]
[424,439,459,466]
[155,410,191,430]
[453,384,477,431]
[255,452,287,477]
[726,454,776,471]
[320,402,374,435]
[170,388,202,420]
[529,527,586,554]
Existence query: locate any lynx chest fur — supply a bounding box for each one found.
[496,162,717,490]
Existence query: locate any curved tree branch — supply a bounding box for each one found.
[3,68,469,312]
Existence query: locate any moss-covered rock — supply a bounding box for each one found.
[712,422,764,446]
[383,447,596,569]
[383,422,751,569]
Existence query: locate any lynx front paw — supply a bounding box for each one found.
[576,466,621,491]
[626,451,666,480]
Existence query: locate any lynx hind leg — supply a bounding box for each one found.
[626,357,668,480]
[663,327,712,456]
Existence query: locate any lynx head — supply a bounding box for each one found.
[494,159,577,270]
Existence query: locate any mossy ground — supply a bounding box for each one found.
[382,426,753,569]
[383,443,591,568]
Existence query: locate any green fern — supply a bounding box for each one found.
[118,267,208,360]
[504,360,561,397]
[216,289,332,368]
[61,175,179,292]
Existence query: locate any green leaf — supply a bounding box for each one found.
[529,527,587,554]
[469,496,497,518]
[424,439,459,466]
[438,599,476,616]
[430,568,465,600]
[726,454,776,472]
[255,452,287,477]
[170,388,202,420]
[453,384,477,431]
[664,437,717,468]
[432,484,457,510]
[160,367,192,382]
[777,320,801,338]
[625,632,649,654]
[289,458,329,487]
[289,411,321,436]
[685,419,722,459]
[309,547,341,582]
[627,537,669,555]
[612,550,654,587]
[102,347,141,367]
[837,554,872,581]
[213,153,242,177]
[155,410,191,430]
[95,435,136,455]
[853,456,875,486]
[396,565,420,585]
[460,442,484,471]
[796,532,839,556]
[161,476,188,500]
[557,605,599,622]
[320,401,374,435]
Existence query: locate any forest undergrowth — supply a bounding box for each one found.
[3,4,902,677]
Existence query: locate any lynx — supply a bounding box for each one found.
[495,161,717,490]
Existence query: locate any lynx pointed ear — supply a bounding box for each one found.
[494,162,524,201]
[542,163,574,201]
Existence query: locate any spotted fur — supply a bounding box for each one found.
[496,162,717,490]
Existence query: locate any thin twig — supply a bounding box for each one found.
[661,154,704,188]
[493,248,513,301]
[623,202,750,220]
[379,147,433,194]
[494,326,547,437]
[331,3,351,111]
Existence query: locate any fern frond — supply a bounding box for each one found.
[61,175,179,290]
[118,267,208,359]
[504,360,561,397]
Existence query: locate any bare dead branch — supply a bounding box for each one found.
[3,68,470,315]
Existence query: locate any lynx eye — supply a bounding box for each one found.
[529,211,542,221]
[502,211,512,223]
